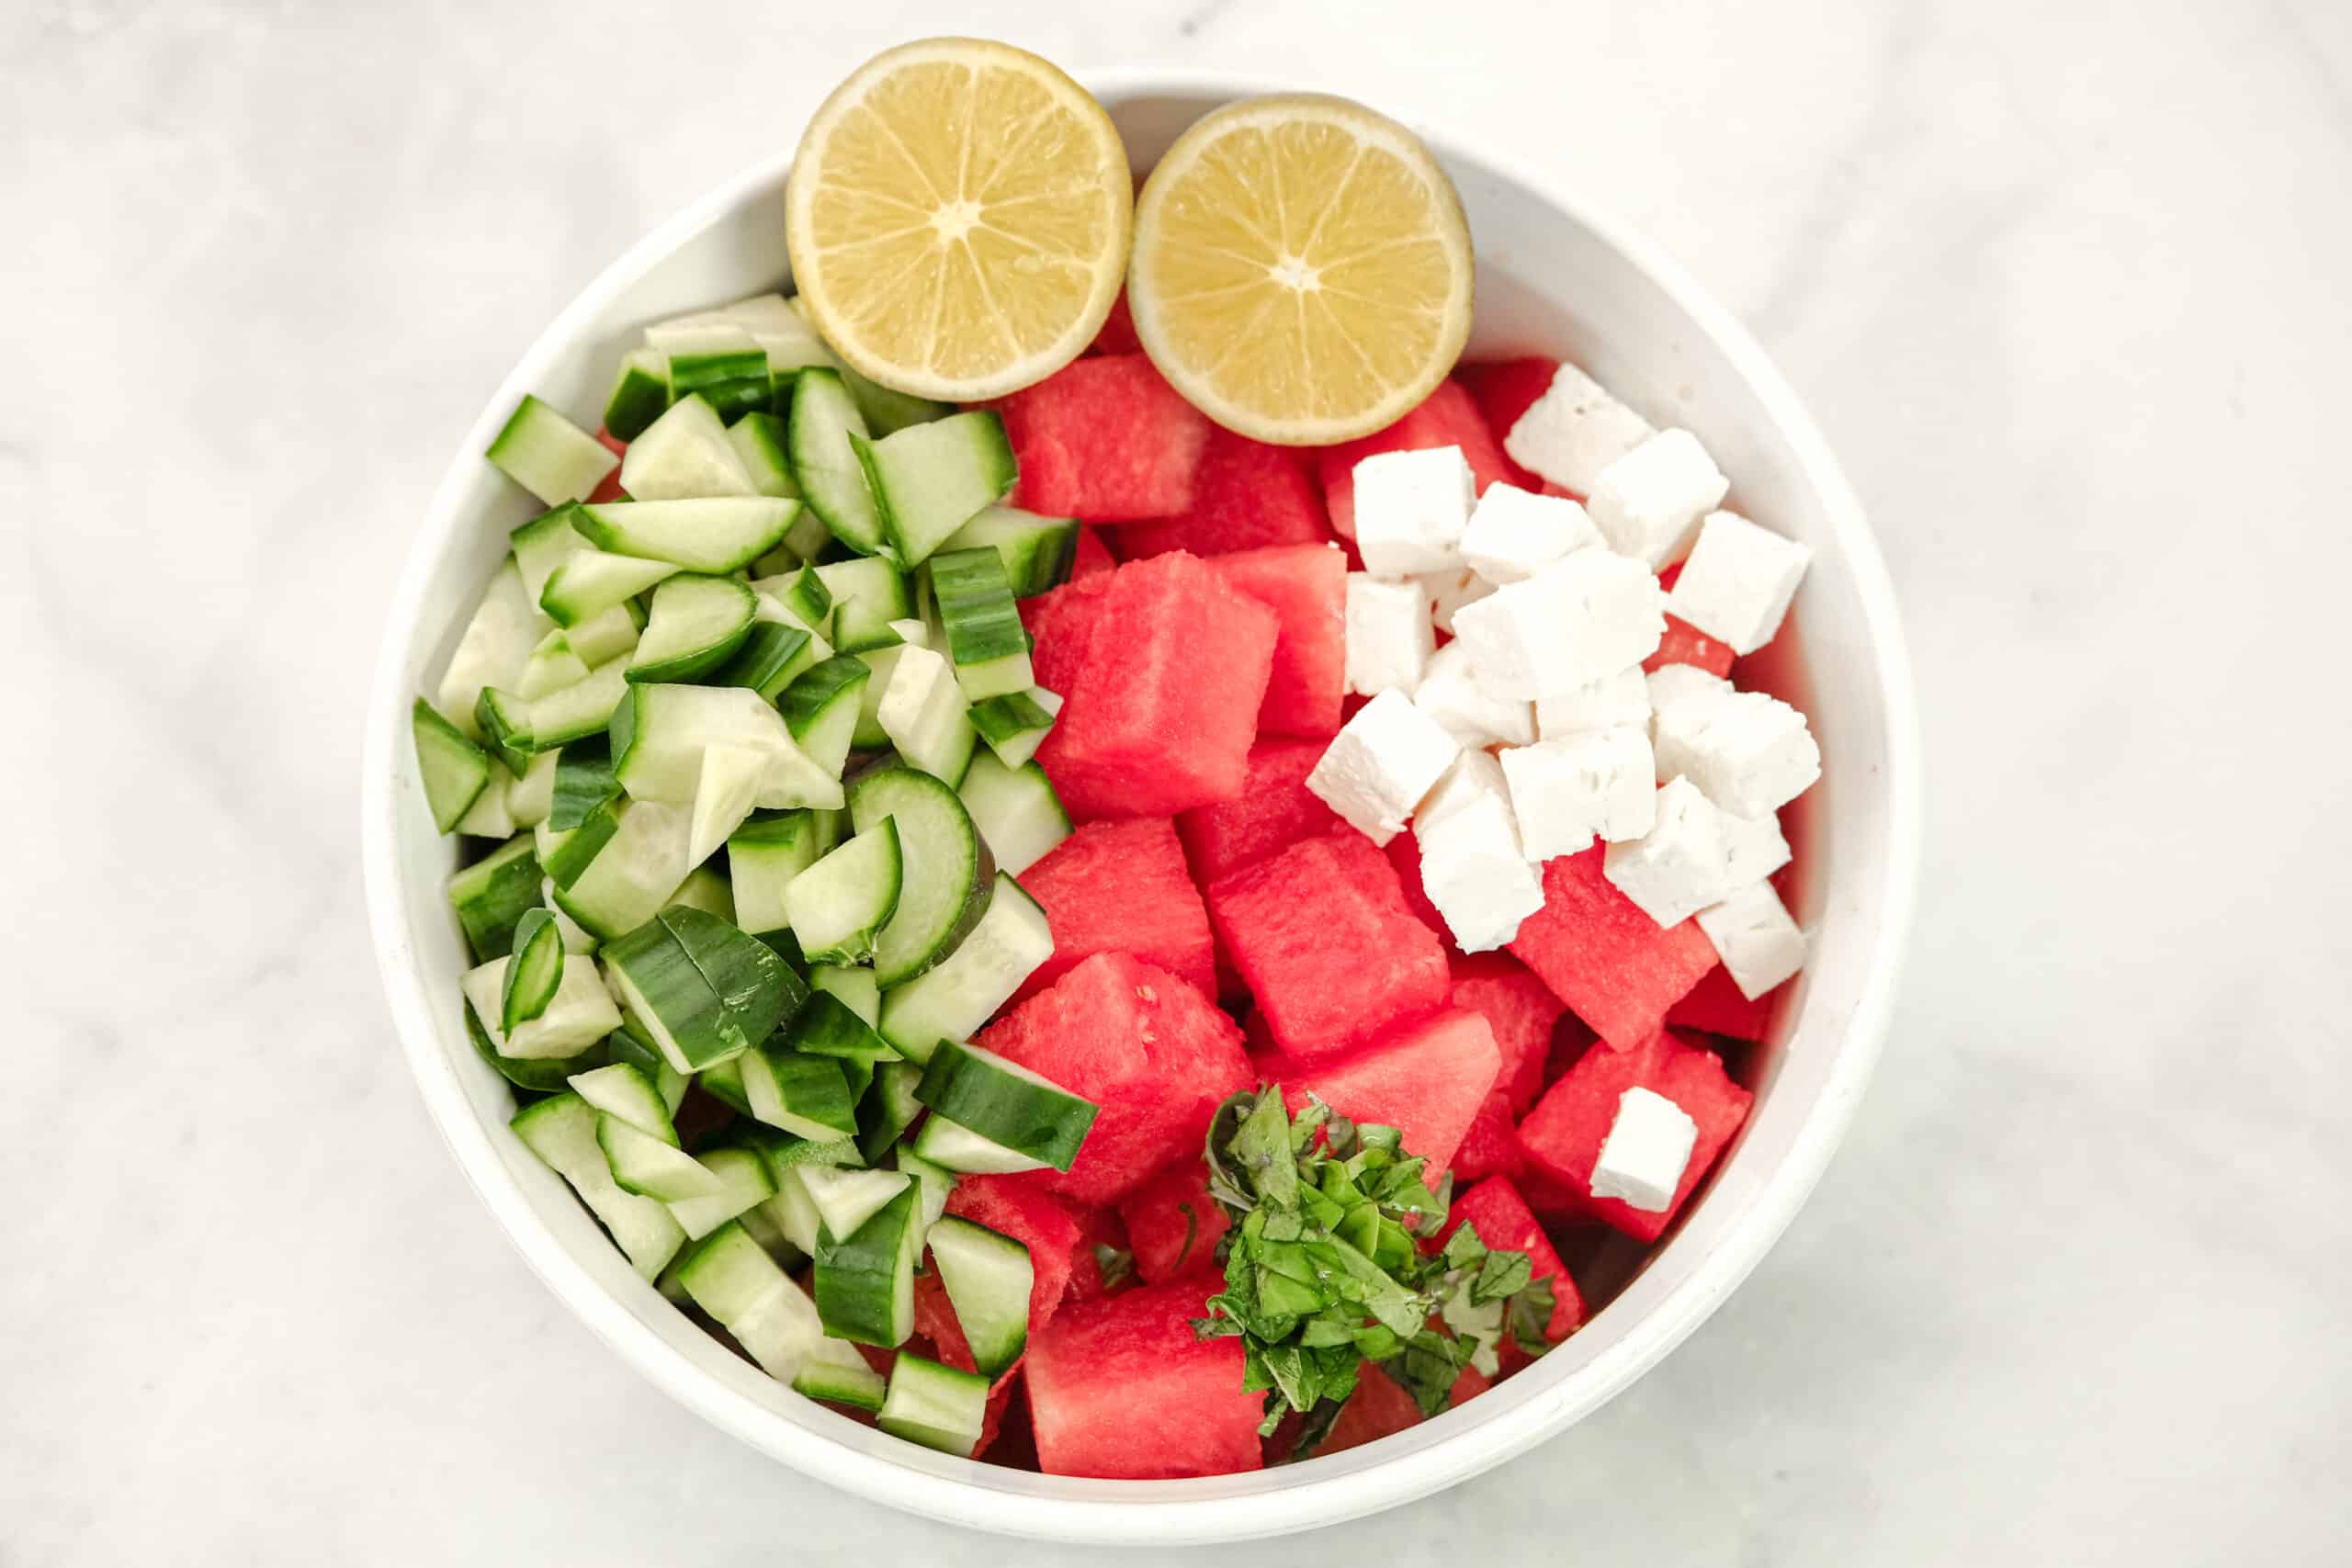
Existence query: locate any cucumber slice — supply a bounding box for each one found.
[850,641,915,750]
[435,558,547,740]
[849,412,1018,569]
[725,410,801,500]
[914,1040,1096,1173]
[798,1165,912,1242]
[876,645,977,786]
[567,1061,679,1145]
[413,698,492,832]
[517,630,592,701]
[814,1187,919,1347]
[860,1061,928,1162]
[553,799,695,940]
[740,1045,859,1140]
[628,574,757,682]
[462,953,620,1059]
[847,767,991,989]
[512,1094,684,1280]
[452,767,519,840]
[666,1145,778,1239]
[809,964,881,1024]
[540,549,680,627]
[727,809,822,936]
[511,505,593,607]
[926,1214,1034,1380]
[618,393,756,501]
[925,547,1035,701]
[663,863,735,923]
[599,1113,727,1201]
[665,348,770,423]
[575,498,799,575]
[791,989,898,1062]
[605,1022,690,1114]
[784,820,902,965]
[448,835,544,960]
[500,908,565,1032]
[507,750,559,829]
[687,744,766,867]
[939,506,1080,599]
[777,657,871,779]
[710,622,818,703]
[540,801,621,889]
[473,688,535,776]
[564,600,647,668]
[673,1222,840,1382]
[813,557,915,626]
[769,565,834,642]
[967,689,1062,772]
[893,1145,956,1237]
[464,999,608,1093]
[793,1341,888,1412]
[527,658,631,750]
[877,875,1051,1064]
[956,753,1071,877]
[788,368,889,559]
[548,740,620,831]
[599,907,802,1071]
[839,364,953,435]
[877,1353,989,1456]
[698,1054,752,1115]
[609,684,842,810]
[602,348,672,442]
[910,1112,1052,1175]
[486,394,616,507]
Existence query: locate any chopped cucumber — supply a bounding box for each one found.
[926,1214,1034,1380]
[540,549,679,627]
[847,766,992,988]
[725,410,801,500]
[435,558,547,741]
[876,645,977,787]
[909,1112,1052,1175]
[517,630,592,701]
[809,964,881,1024]
[551,798,694,940]
[768,564,834,642]
[925,547,1035,701]
[914,1040,1096,1173]
[956,753,1070,877]
[564,600,647,668]
[814,1186,918,1347]
[567,1061,679,1145]
[740,1044,859,1141]
[784,819,902,965]
[727,809,823,936]
[605,1022,690,1114]
[686,744,766,867]
[967,689,1061,772]
[877,874,1052,1064]
[452,767,519,840]
[486,394,617,507]
[777,657,871,779]
[711,621,818,703]
[465,998,608,1094]
[499,908,565,1033]
[575,498,799,575]
[788,990,898,1064]
[618,393,756,501]
[599,907,803,1072]
[793,1342,888,1412]
[628,574,756,683]
[849,412,1018,569]
[413,698,492,832]
[673,1222,837,1382]
[787,368,888,560]
[506,750,559,829]
[448,834,542,959]
[797,1165,912,1242]
[939,506,1080,599]
[609,683,841,811]
[512,504,593,607]
[876,1353,989,1457]
[859,1061,928,1163]
[893,1145,956,1238]
[664,863,736,923]
[512,1094,684,1280]
[599,1113,726,1201]
[668,349,772,423]
[602,348,671,442]
[666,1145,778,1240]
[462,953,620,1059]
[526,658,631,751]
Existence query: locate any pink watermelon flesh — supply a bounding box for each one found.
[1069,525,1117,581]
[1019,571,1114,698]
[1086,288,1142,356]
[978,953,1254,1205]
[1438,1176,1586,1345]
[1317,379,1517,539]
[1257,1007,1501,1183]
[1456,356,1559,492]
[1176,738,1342,886]
[1207,543,1346,739]
[1315,1359,1490,1457]
[1036,552,1279,819]
[1668,962,1781,1041]
[1210,830,1451,1057]
[1110,425,1334,558]
[1450,1090,1523,1184]
[1516,1029,1755,1243]
[1448,951,1567,1114]
[1508,846,1717,1049]
[1027,1272,1264,1479]
[1383,831,1457,954]
[1012,817,1216,1003]
[943,1174,1085,1334]
[996,354,1212,521]
[1118,1158,1230,1285]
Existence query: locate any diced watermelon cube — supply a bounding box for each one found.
[1509,847,1717,1048]
[1069,525,1116,581]
[1206,543,1345,738]
[1383,832,1455,953]
[995,355,1213,522]
[942,1173,1086,1334]
[1439,1176,1585,1344]
[1012,817,1216,1003]
[1448,952,1567,1113]
[1020,571,1114,697]
[1257,1008,1501,1182]
[1317,380,1516,539]
[1455,356,1558,491]
[1176,738,1342,885]
[1316,1359,1490,1456]
[978,953,1255,1205]
[1646,612,1737,678]
[1208,830,1450,1057]
[1118,1158,1230,1285]
[588,429,629,503]
[1667,963,1782,1041]
[1059,1205,1124,1303]
[1516,1031,1755,1242]
[1087,288,1142,356]
[1450,1090,1523,1184]
[1037,552,1279,818]
[1027,1272,1264,1478]
[1111,426,1335,559]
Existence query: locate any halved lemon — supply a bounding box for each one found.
[784,39,1134,402]
[1128,95,1476,446]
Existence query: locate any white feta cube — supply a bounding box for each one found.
[1306,689,1461,845]
[1452,549,1665,699]
[1417,747,1511,833]
[1536,665,1651,739]
[1504,363,1657,495]
[1344,574,1436,696]
[1414,781,1544,953]
[1460,483,1603,584]
[1588,429,1730,569]
[1419,568,1497,634]
[1650,682,1821,818]
[1414,642,1534,750]
[1666,510,1812,655]
[1499,727,1657,860]
[1351,446,1476,578]
[1696,881,1806,999]
[1601,777,1790,926]
[1589,1087,1698,1213]
[1645,662,1733,721]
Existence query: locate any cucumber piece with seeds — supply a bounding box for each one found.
[628,574,757,683]
[575,498,799,575]
[847,766,991,989]
[848,412,1018,570]
[512,1093,684,1280]
[784,819,902,965]
[788,368,889,560]
[618,392,756,501]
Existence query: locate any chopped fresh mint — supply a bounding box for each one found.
[1092,1243,1136,1292]
[1190,1085,1565,1450]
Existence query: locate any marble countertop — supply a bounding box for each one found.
[8,0,2346,1562]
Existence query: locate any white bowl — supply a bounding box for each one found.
[361,72,1920,1545]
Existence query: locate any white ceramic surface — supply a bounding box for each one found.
[358,74,1918,1543]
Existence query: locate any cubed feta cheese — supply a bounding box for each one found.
[1503,364,1656,495]
[1420,567,1496,634]
[1650,682,1821,818]
[1499,727,1657,860]
[1695,881,1806,999]
[1665,510,1812,655]
[1417,747,1511,833]
[1588,429,1730,569]
[1414,780,1545,953]
[1460,483,1603,584]
[1536,665,1652,739]
[1414,641,1534,749]
[1351,446,1476,578]
[1601,777,1790,926]
[1589,1087,1698,1213]
[1306,688,1461,845]
[1344,574,1436,696]
[1452,549,1665,699]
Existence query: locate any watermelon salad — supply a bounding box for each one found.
[411,196,1818,1483]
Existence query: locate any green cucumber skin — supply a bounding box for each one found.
[777,657,872,778]
[628,575,758,684]
[876,1353,989,1456]
[858,1061,928,1163]
[548,739,621,831]
[512,1093,684,1280]
[743,1045,861,1140]
[876,874,1050,1064]
[413,698,493,833]
[853,412,1020,570]
[541,802,622,889]
[604,351,671,443]
[789,991,900,1063]
[813,1187,918,1348]
[784,819,902,966]
[712,622,816,703]
[925,1214,1032,1381]
[786,368,891,562]
[925,547,1030,667]
[602,908,800,1071]
[449,836,545,960]
[845,766,993,989]
[464,998,609,1094]
[486,395,618,508]
[575,499,800,576]
[913,1040,1097,1172]
[500,909,566,1033]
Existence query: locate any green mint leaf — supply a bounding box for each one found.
[1285,1396,1349,1463]
[1442,1219,1490,1271]
[1472,1247,1534,1306]
[1234,1087,1298,1209]
[1510,1276,1559,1358]
[1092,1243,1136,1292]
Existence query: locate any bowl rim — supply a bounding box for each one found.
[359,67,1921,1543]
